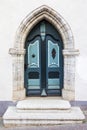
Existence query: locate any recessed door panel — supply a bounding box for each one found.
[48,40,59,67]
[28,40,39,68]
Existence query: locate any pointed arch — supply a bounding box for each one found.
[9,5,79,100]
[14,5,74,49]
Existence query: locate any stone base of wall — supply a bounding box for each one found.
[62,89,75,101]
[13,89,26,100]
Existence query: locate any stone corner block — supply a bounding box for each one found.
[62,89,75,101]
[13,89,26,101]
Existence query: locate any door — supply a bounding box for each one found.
[46,36,63,96]
[24,20,63,96]
[25,36,41,96]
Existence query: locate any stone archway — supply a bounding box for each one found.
[9,5,79,100]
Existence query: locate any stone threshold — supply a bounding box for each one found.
[17,99,71,110]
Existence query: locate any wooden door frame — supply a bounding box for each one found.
[9,5,79,100]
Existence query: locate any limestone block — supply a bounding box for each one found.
[62,89,75,100]
[17,99,71,110]
[13,89,26,100]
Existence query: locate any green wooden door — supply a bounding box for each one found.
[24,20,63,96]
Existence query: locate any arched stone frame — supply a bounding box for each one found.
[9,5,79,100]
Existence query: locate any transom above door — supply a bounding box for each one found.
[24,20,63,96]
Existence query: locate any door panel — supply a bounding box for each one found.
[48,40,59,67]
[46,36,62,95]
[25,36,41,95]
[28,40,39,68]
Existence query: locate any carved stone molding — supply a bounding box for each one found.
[63,49,79,56]
[9,48,26,55]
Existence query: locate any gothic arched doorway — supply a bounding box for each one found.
[9,5,79,100]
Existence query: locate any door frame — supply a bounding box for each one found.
[9,5,79,100]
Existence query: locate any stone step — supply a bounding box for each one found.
[3,106,85,127]
[17,99,71,110]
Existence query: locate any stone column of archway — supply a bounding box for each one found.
[62,50,79,100]
[9,48,26,100]
[9,5,79,100]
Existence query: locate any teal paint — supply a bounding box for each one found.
[24,20,63,96]
[48,40,59,67]
[28,40,39,68]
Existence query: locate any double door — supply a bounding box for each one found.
[24,21,63,96]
